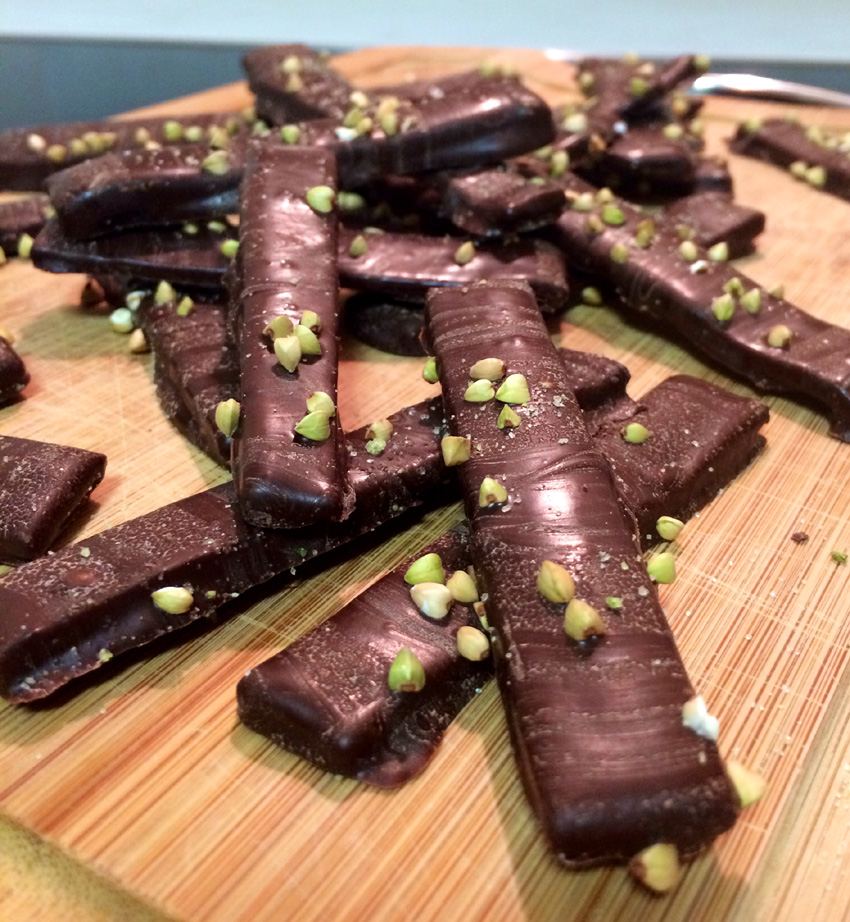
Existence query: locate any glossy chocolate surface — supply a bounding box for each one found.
[0,336,29,406]
[423,280,739,866]
[663,190,765,258]
[552,172,850,440]
[0,398,449,703]
[229,141,352,528]
[0,435,106,564]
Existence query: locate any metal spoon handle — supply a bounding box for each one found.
[691,73,850,108]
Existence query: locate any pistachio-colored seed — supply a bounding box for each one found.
[388,646,426,692]
[454,241,476,265]
[769,283,786,299]
[581,286,603,306]
[726,760,767,809]
[274,334,302,372]
[348,234,368,257]
[379,110,399,136]
[676,223,694,241]
[833,550,848,565]
[294,410,332,441]
[354,116,373,136]
[537,560,575,604]
[365,439,386,455]
[740,288,762,314]
[263,315,295,340]
[300,309,321,332]
[766,324,792,348]
[694,54,711,72]
[0,324,13,343]
[495,373,530,405]
[286,72,303,92]
[473,601,489,629]
[682,694,719,740]
[208,126,230,149]
[307,391,336,417]
[457,625,491,661]
[127,328,149,354]
[601,205,625,226]
[280,54,302,73]
[46,144,67,163]
[628,843,682,894]
[365,417,392,440]
[410,582,454,619]
[708,241,729,261]
[280,124,301,144]
[805,165,827,187]
[376,95,399,117]
[134,127,152,145]
[0,248,6,267]
[647,551,676,584]
[578,70,595,91]
[724,276,745,297]
[207,220,227,234]
[423,357,439,383]
[252,119,271,138]
[16,234,34,259]
[27,133,47,152]
[563,111,588,134]
[622,422,650,444]
[656,516,684,541]
[183,222,199,235]
[441,435,472,466]
[711,292,735,322]
[564,599,606,641]
[789,160,808,179]
[154,280,176,305]
[571,191,595,212]
[479,477,508,507]
[586,214,605,234]
[220,239,239,259]
[662,123,684,140]
[184,125,203,142]
[349,89,370,108]
[469,357,505,381]
[163,120,183,141]
[464,379,496,402]
[689,117,705,137]
[447,570,479,604]
[98,648,113,663]
[337,191,366,212]
[108,307,135,334]
[550,150,569,177]
[678,240,698,262]
[152,586,194,614]
[176,296,195,317]
[743,116,763,134]
[596,187,615,205]
[201,150,230,175]
[295,324,322,355]
[497,405,521,429]
[342,105,364,129]
[81,130,107,152]
[634,219,655,248]
[404,552,446,586]
[606,596,623,610]
[69,137,88,155]
[215,398,241,437]
[610,243,629,264]
[629,76,648,97]
[306,185,336,213]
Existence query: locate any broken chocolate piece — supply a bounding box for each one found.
[343,294,427,357]
[0,111,248,192]
[0,436,107,565]
[239,357,767,787]
[551,172,850,441]
[242,44,356,124]
[730,118,850,203]
[338,227,570,313]
[229,140,352,528]
[0,335,29,405]
[663,190,765,258]
[423,279,739,867]
[0,194,52,254]
[0,398,450,703]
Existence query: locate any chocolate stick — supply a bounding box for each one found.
[229,141,353,528]
[423,279,739,867]
[551,172,850,440]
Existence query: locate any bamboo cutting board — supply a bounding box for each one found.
[3,46,850,922]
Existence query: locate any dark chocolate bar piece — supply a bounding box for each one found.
[551,172,850,440]
[243,44,356,124]
[0,436,107,565]
[0,335,29,405]
[338,227,570,313]
[730,117,850,202]
[140,297,239,468]
[0,398,450,703]
[663,190,765,258]
[0,112,248,192]
[693,155,734,195]
[343,294,427,357]
[423,279,739,867]
[229,141,352,528]
[46,144,242,239]
[32,217,235,289]
[0,194,52,254]
[440,167,566,236]
[238,362,767,788]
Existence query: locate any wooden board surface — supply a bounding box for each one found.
[3,46,850,922]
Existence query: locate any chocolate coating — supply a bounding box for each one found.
[0,336,29,405]
[0,398,450,703]
[424,280,739,867]
[242,44,356,124]
[0,194,52,253]
[551,172,850,440]
[229,141,353,528]
[0,436,107,564]
[663,190,765,258]
[730,118,850,203]
[342,294,427,356]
